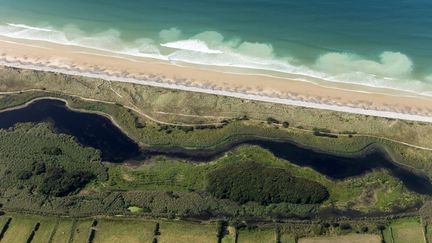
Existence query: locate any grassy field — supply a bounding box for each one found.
[0,213,59,243]
[158,221,216,243]
[1,215,36,243]
[382,218,425,243]
[0,215,9,227]
[237,227,276,243]
[298,234,381,243]
[69,219,94,243]
[93,218,156,243]
[49,219,75,243]
[0,213,428,243]
[279,232,297,243]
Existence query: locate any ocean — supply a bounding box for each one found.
[0,0,431,94]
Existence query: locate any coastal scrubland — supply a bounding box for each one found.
[1,66,432,175]
[1,66,432,242]
[0,122,425,218]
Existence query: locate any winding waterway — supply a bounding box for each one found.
[1,98,431,195]
[0,99,140,162]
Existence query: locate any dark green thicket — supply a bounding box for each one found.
[42,147,63,156]
[0,123,106,200]
[267,117,280,124]
[39,167,95,197]
[207,161,329,205]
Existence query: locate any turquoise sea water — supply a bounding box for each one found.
[0,0,431,93]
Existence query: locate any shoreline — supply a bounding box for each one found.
[2,37,432,122]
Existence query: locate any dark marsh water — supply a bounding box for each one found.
[0,99,140,162]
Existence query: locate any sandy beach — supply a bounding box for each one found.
[1,36,432,122]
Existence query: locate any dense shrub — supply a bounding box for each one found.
[313,128,338,138]
[17,170,33,180]
[33,162,46,175]
[267,117,280,124]
[207,161,328,205]
[42,147,63,155]
[39,167,95,197]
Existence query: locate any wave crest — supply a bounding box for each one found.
[161,39,223,54]
[7,23,53,32]
[316,52,413,78]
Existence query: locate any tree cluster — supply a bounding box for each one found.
[39,167,95,197]
[207,161,329,205]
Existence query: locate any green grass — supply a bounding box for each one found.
[298,234,381,243]
[0,212,420,243]
[158,221,217,243]
[69,219,93,243]
[104,158,210,192]
[31,219,58,243]
[0,215,9,228]
[279,232,297,243]
[237,227,276,243]
[127,206,143,213]
[1,214,50,243]
[383,218,425,243]
[50,219,74,243]
[426,223,432,243]
[93,218,156,243]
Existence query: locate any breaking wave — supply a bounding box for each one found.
[161,40,223,54]
[0,22,431,95]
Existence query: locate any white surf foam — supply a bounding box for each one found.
[0,23,168,60]
[1,23,432,96]
[7,23,53,32]
[161,39,223,54]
